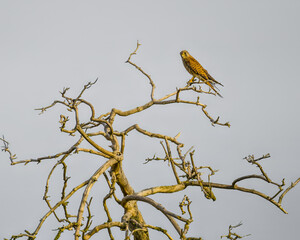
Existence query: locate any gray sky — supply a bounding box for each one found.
[1,1,300,239]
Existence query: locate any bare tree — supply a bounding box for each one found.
[1,42,299,240]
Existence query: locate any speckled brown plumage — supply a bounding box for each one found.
[180,50,223,97]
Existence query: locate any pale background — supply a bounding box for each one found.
[0,1,300,239]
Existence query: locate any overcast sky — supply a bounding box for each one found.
[1,1,300,239]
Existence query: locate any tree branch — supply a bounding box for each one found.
[74,158,118,239]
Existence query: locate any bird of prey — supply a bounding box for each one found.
[180,50,223,97]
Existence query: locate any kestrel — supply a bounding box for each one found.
[180,50,223,97]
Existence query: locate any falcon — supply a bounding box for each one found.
[180,50,223,97]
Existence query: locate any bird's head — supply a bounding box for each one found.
[180,50,190,59]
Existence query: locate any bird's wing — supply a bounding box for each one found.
[187,56,209,80]
[184,55,223,97]
[204,68,224,87]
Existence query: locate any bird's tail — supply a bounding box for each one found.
[210,81,221,91]
[205,80,223,98]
